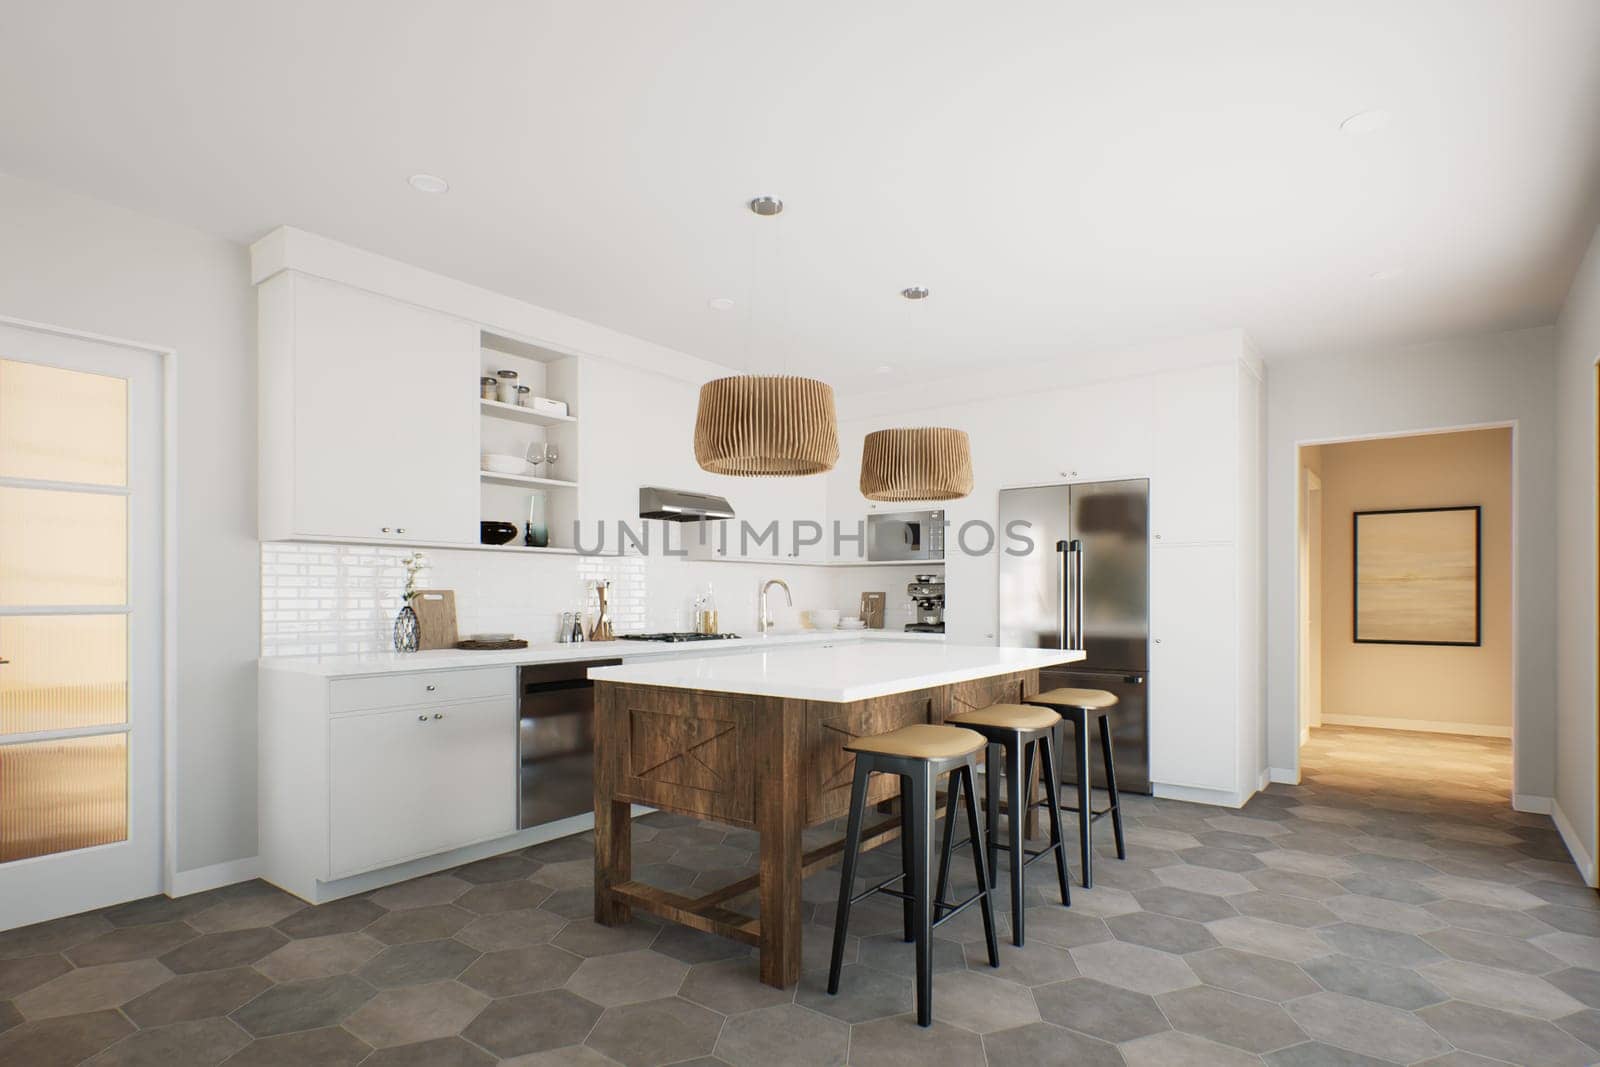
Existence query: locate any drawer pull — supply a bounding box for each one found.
[425,684,437,692]
[433,712,445,720]
[417,714,428,722]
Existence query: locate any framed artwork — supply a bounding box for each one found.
[1352,505,1481,646]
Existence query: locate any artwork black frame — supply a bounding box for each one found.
[1352,505,1482,647]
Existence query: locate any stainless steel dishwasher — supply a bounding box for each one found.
[517,658,620,829]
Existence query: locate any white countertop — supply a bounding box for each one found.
[258,629,946,678]
[587,642,1085,702]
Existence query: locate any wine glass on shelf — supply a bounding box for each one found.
[543,441,559,480]
[525,440,546,479]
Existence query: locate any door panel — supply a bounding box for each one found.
[329,697,515,877]
[997,485,1070,648]
[1148,544,1237,792]
[1070,479,1149,671]
[0,324,162,928]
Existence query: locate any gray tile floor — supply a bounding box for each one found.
[1,725,1595,1065]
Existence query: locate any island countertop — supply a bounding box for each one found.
[586,641,1084,702]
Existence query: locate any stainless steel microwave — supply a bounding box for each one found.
[867,509,945,562]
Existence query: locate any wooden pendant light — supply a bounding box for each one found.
[694,374,840,476]
[859,427,973,501]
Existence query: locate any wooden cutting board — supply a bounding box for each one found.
[411,590,458,650]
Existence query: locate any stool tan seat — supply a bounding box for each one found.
[1032,687,1118,710]
[830,723,999,1027]
[845,724,985,760]
[945,703,1071,945]
[946,703,1061,731]
[1025,688,1126,888]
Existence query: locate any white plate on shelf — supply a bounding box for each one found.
[836,620,867,631]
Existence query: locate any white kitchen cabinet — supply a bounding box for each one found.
[1148,543,1238,793]
[328,695,515,878]
[259,664,519,902]
[1151,365,1237,545]
[258,271,479,544]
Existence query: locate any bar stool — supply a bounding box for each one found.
[828,724,1000,1027]
[1025,688,1126,888]
[939,703,1070,947]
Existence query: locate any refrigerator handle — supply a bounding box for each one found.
[1068,538,1084,650]
[1054,539,1068,651]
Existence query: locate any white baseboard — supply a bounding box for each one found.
[1153,781,1250,809]
[1512,794,1553,815]
[1320,715,1511,739]
[1268,767,1301,785]
[168,856,262,898]
[1551,799,1597,887]
[1257,768,1271,792]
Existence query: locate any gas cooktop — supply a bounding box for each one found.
[616,632,743,643]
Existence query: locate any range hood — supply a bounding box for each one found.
[639,487,736,522]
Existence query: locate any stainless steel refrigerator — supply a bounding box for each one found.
[998,479,1150,793]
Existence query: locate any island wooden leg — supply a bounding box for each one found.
[757,697,804,987]
[593,683,631,926]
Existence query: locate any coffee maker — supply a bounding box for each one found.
[905,573,944,634]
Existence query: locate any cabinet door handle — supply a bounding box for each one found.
[425,684,437,692]
[417,714,428,722]
[397,527,406,535]
[382,527,393,534]
[433,712,444,720]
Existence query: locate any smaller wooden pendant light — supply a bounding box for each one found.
[859,427,973,501]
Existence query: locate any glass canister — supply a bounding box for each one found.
[495,369,519,404]
[479,376,497,401]
[516,384,532,407]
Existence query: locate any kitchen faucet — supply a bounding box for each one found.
[759,578,792,634]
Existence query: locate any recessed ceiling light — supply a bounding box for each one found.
[901,286,930,300]
[1368,268,1403,282]
[749,196,784,216]
[408,173,449,194]
[707,297,736,311]
[1339,109,1392,136]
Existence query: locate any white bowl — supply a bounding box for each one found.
[482,453,528,475]
[836,619,867,630]
[809,609,841,631]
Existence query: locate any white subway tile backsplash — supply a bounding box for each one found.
[260,542,935,656]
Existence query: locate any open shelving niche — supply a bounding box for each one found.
[478,331,580,552]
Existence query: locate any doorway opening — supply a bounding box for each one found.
[1294,426,1514,806]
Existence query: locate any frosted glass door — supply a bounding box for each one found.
[0,324,162,928]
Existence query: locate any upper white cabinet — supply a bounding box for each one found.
[1151,364,1238,546]
[258,271,479,544]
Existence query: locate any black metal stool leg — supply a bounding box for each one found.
[1004,735,1026,946]
[907,764,936,1028]
[1099,714,1126,859]
[1072,712,1093,888]
[828,761,872,994]
[959,761,1000,967]
[1037,730,1072,906]
[933,762,962,915]
[898,780,914,942]
[983,742,1001,890]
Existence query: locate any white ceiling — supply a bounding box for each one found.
[3,1,1599,393]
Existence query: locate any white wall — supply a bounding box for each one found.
[0,172,259,875]
[1554,221,1600,882]
[1264,327,1558,798]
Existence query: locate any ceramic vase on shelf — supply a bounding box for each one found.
[525,490,549,548]
[393,552,427,653]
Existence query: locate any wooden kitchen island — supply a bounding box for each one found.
[588,641,1083,987]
